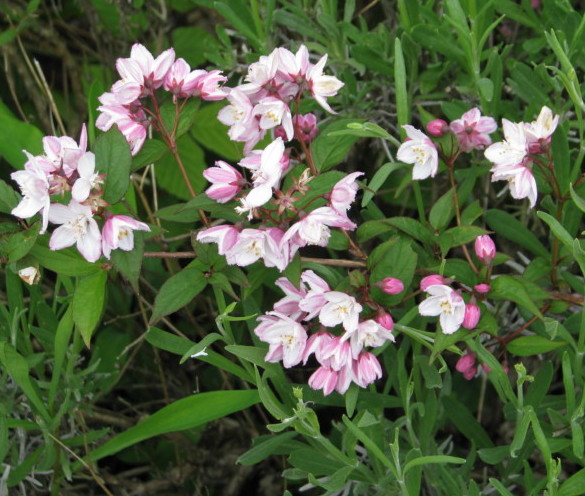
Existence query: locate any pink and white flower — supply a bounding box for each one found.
[203,161,245,203]
[253,97,293,140]
[101,214,150,259]
[397,125,439,180]
[329,172,363,214]
[254,311,307,368]
[349,319,394,358]
[449,108,497,152]
[196,224,240,255]
[48,201,102,262]
[524,106,559,153]
[418,284,466,335]
[298,270,331,320]
[353,352,383,388]
[306,53,344,113]
[484,119,527,168]
[114,43,175,102]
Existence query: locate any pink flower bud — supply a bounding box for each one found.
[293,113,318,143]
[455,353,476,373]
[474,235,496,264]
[420,275,446,292]
[426,119,449,137]
[462,303,481,329]
[531,0,540,9]
[481,363,491,373]
[378,277,404,295]
[474,283,491,294]
[463,366,477,380]
[376,312,394,331]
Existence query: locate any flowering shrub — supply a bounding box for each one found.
[1,1,585,495]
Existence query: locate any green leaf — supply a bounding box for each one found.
[0,179,20,214]
[312,119,364,171]
[357,217,433,244]
[559,468,585,496]
[150,268,207,323]
[30,243,101,277]
[159,99,201,140]
[131,139,168,171]
[403,455,465,474]
[506,335,567,356]
[94,126,132,204]
[5,223,40,263]
[485,209,549,259]
[551,124,570,195]
[361,163,405,207]
[537,211,574,251]
[429,188,456,231]
[85,390,260,464]
[155,135,206,201]
[179,333,225,364]
[72,270,108,347]
[237,432,297,465]
[0,343,50,422]
[0,101,43,169]
[437,226,487,255]
[570,184,585,213]
[191,103,243,161]
[394,37,410,133]
[48,306,74,409]
[110,231,145,290]
[443,397,494,448]
[328,121,394,141]
[490,275,544,318]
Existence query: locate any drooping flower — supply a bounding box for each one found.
[353,352,383,388]
[397,125,439,180]
[418,284,466,335]
[203,161,245,204]
[449,108,497,152]
[196,224,240,255]
[101,214,150,259]
[349,319,394,358]
[329,172,363,214]
[48,201,102,262]
[306,53,344,113]
[11,161,51,233]
[254,312,308,368]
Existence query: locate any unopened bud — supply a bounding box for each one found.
[376,312,394,331]
[456,353,476,373]
[378,277,404,295]
[462,366,477,380]
[474,235,496,264]
[474,283,491,294]
[426,119,449,137]
[462,303,481,329]
[420,275,446,292]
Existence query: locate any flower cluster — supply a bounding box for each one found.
[218,45,344,152]
[196,46,359,272]
[254,270,396,395]
[418,274,481,335]
[197,170,361,271]
[485,106,559,207]
[96,43,227,154]
[10,126,149,262]
[397,106,559,209]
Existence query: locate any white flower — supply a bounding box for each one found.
[418,285,466,335]
[349,319,394,358]
[397,125,439,180]
[48,201,102,262]
[11,161,51,233]
[71,152,102,202]
[306,54,344,113]
[524,106,559,143]
[484,119,527,167]
[319,291,363,333]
